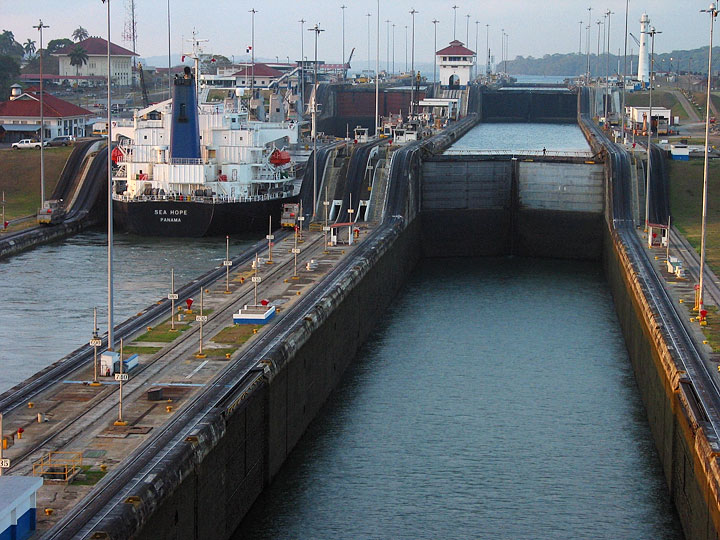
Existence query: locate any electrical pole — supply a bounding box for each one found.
[452,5,459,40]
[33,20,49,209]
[309,24,324,217]
[410,8,418,116]
[432,19,439,85]
[249,8,257,100]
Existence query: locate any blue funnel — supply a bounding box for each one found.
[170,68,201,160]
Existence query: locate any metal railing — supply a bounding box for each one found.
[33,451,83,483]
[112,191,292,204]
[443,149,594,157]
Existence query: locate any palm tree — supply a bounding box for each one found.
[72,26,89,42]
[23,38,36,58]
[69,45,89,76]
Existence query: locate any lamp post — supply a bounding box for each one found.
[392,23,396,74]
[504,33,509,73]
[466,14,470,46]
[475,20,479,80]
[341,5,346,73]
[386,19,391,74]
[101,0,114,351]
[432,19,439,85]
[501,28,505,72]
[299,19,305,112]
[366,13,372,75]
[644,26,661,232]
[452,5,459,40]
[486,23,490,75]
[586,7,593,83]
[410,8,418,116]
[699,3,718,318]
[404,25,408,73]
[309,24,324,217]
[33,20,49,209]
[605,10,613,122]
[375,0,380,137]
[621,0,629,142]
[249,8,257,99]
[167,0,172,100]
[579,21,583,55]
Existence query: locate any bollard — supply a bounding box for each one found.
[225,353,231,359]
[100,464,107,472]
[166,405,173,413]
[28,402,34,409]
[17,428,23,440]
[37,413,44,423]
[253,328,258,334]
[44,509,54,516]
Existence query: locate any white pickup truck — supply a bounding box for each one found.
[11,138,48,149]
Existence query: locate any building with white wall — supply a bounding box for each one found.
[54,37,138,87]
[436,40,476,88]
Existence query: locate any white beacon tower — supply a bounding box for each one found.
[638,13,650,86]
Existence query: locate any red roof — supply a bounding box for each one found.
[436,40,475,56]
[0,91,93,119]
[232,63,283,78]
[55,37,138,57]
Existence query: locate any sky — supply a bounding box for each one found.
[1,0,715,70]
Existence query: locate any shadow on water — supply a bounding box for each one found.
[236,257,683,540]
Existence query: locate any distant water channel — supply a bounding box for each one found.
[237,258,682,539]
[446,122,590,154]
[0,230,259,392]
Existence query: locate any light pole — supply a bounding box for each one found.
[501,29,505,72]
[475,20,479,80]
[375,0,380,137]
[299,19,305,113]
[699,3,718,318]
[366,13,372,75]
[33,20,49,209]
[621,0,629,142]
[404,25,408,73]
[504,33,509,73]
[486,23,490,75]
[101,0,114,351]
[309,24,324,217]
[386,19,391,74]
[586,6,593,82]
[644,26,661,232]
[452,5,459,40]
[432,19,439,85]
[341,5,346,72]
[392,23,396,74]
[410,8,418,116]
[605,10,614,122]
[466,14,470,45]
[249,8,257,99]
[579,21,583,55]
[167,0,172,100]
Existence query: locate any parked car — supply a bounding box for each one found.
[49,135,75,147]
[11,139,48,150]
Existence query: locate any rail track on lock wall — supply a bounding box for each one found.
[581,93,720,444]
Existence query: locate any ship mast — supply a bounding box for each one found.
[184,30,208,99]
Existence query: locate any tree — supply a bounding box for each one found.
[0,54,20,100]
[0,30,24,59]
[69,45,88,76]
[23,39,36,58]
[72,26,89,42]
[47,38,73,55]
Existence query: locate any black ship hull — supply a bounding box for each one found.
[113,196,297,237]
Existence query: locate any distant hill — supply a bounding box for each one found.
[506,47,720,77]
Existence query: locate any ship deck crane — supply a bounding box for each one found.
[345,47,355,79]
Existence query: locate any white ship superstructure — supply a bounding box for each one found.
[113,91,300,202]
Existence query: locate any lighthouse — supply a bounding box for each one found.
[637,13,650,87]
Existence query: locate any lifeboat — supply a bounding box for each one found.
[269,149,291,166]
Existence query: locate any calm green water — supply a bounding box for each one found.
[236,257,682,539]
[0,229,260,392]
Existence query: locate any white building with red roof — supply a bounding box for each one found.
[436,40,476,88]
[232,63,283,87]
[54,37,138,87]
[0,85,93,142]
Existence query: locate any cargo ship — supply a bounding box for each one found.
[111,68,304,237]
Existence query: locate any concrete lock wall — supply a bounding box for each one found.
[604,228,720,540]
[420,158,604,260]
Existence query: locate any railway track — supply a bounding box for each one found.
[0,231,292,416]
[7,232,325,480]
